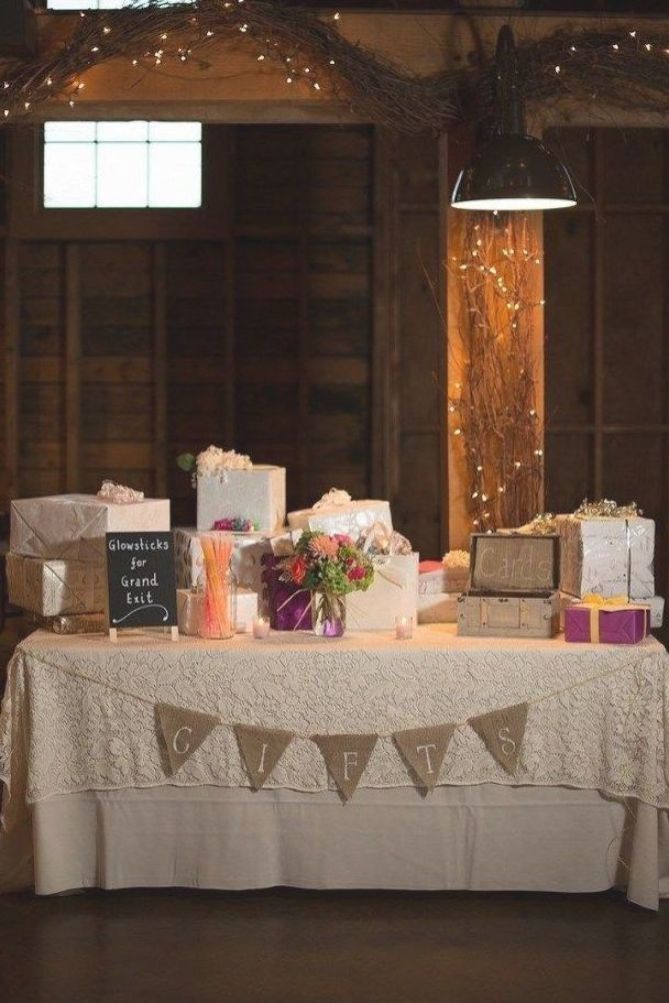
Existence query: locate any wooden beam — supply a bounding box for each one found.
[223,129,236,447]
[593,131,605,497]
[371,128,399,501]
[64,243,81,492]
[3,238,20,503]
[153,243,167,497]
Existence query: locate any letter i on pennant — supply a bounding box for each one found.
[235,724,294,790]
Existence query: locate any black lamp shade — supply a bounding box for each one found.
[451,133,577,212]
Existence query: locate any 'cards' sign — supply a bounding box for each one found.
[106,532,177,629]
[470,533,559,593]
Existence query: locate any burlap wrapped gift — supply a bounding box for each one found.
[7,552,106,616]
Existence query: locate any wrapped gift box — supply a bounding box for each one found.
[419,561,469,596]
[288,496,392,539]
[458,592,560,639]
[174,527,272,603]
[417,592,459,624]
[233,587,259,633]
[559,592,663,630]
[564,602,650,644]
[196,467,285,533]
[556,514,655,600]
[7,552,106,616]
[10,494,170,564]
[178,586,259,636]
[261,554,313,631]
[346,553,419,631]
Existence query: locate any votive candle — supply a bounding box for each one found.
[252,616,271,640]
[395,616,413,640]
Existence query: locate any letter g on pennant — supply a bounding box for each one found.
[156,702,220,776]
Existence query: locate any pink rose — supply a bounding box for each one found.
[347,565,366,581]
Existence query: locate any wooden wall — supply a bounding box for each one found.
[0,122,445,557]
[545,126,669,636]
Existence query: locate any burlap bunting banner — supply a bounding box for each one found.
[156,702,220,776]
[311,733,378,801]
[468,702,529,776]
[392,724,457,791]
[235,724,294,789]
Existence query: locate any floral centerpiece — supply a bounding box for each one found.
[280,531,374,637]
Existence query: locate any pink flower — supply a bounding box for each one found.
[289,556,308,585]
[347,565,366,581]
[335,534,354,547]
[309,535,339,559]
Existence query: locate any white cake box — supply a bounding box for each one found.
[7,552,107,616]
[417,592,460,624]
[196,467,286,533]
[174,527,273,608]
[555,514,655,600]
[10,494,170,564]
[177,586,259,636]
[288,496,392,540]
[345,553,418,630]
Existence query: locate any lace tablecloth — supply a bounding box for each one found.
[1,625,668,828]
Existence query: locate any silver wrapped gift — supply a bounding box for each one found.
[174,527,274,611]
[288,489,392,538]
[556,515,655,600]
[417,592,460,624]
[10,494,170,564]
[196,467,286,533]
[346,553,419,631]
[7,552,106,616]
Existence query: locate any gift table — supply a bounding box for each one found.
[1,626,668,908]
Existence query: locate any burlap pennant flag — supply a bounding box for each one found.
[235,724,294,789]
[467,702,529,776]
[312,733,378,801]
[156,702,220,776]
[392,724,457,791]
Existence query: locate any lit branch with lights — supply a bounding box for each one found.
[449,213,544,532]
[2,6,669,132]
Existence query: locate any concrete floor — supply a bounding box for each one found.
[0,889,668,1003]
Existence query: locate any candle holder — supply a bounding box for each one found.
[252,616,271,640]
[395,615,413,640]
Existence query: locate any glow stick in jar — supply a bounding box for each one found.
[199,533,234,639]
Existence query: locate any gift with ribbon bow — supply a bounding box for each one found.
[564,593,650,644]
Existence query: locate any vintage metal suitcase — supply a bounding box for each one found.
[457,591,560,638]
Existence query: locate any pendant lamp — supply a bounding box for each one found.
[451,25,576,212]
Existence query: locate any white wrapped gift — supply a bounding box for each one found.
[556,514,655,600]
[419,564,469,596]
[10,494,170,564]
[7,552,107,616]
[417,592,459,624]
[196,467,286,533]
[174,527,274,610]
[345,553,418,630]
[288,489,392,539]
[177,586,259,636]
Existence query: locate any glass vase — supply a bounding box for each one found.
[198,533,236,640]
[311,592,346,638]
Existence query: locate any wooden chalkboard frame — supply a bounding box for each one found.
[105,531,179,642]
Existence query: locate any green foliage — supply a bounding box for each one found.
[176,452,197,474]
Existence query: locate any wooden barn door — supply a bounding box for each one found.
[544,127,669,630]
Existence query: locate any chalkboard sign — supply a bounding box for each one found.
[469,533,559,594]
[106,532,178,630]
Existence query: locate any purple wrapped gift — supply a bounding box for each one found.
[261,554,313,631]
[564,603,650,644]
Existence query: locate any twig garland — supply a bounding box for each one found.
[449,213,544,532]
[1,6,669,133]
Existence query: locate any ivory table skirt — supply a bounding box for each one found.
[1,784,668,910]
